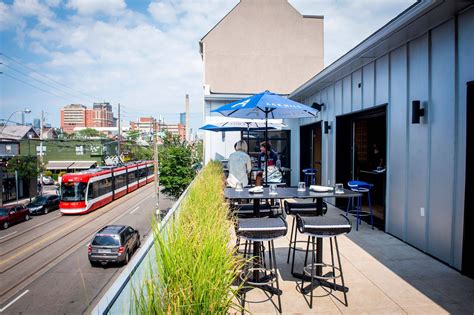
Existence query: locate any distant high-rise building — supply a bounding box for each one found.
[33,118,41,129]
[92,102,115,127]
[179,112,186,125]
[130,117,185,140]
[61,104,88,133]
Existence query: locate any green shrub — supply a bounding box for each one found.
[43,170,53,177]
[133,162,242,314]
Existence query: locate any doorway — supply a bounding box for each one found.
[462,81,473,278]
[300,122,322,184]
[336,106,387,229]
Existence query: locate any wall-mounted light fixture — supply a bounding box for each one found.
[312,102,325,111]
[324,121,331,134]
[411,100,425,124]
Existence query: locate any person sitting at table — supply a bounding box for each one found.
[227,140,251,187]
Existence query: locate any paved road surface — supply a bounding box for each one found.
[0,183,174,314]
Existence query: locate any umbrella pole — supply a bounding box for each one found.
[265,110,268,186]
[247,124,250,154]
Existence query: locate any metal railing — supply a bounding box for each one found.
[91,183,193,314]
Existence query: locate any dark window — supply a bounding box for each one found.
[139,167,147,179]
[61,182,87,202]
[92,235,120,246]
[98,177,112,196]
[148,165,154,177]
[127,169,137,183]
[114,173,127,188]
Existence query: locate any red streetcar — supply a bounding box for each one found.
[59,161,154,215]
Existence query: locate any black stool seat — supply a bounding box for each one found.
[285,201,327,216]
[233,203,272,218]
[237,217,287,240]
[297,215,351,236]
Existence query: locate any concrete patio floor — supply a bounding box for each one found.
[240,204,474,314]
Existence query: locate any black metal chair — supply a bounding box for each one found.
[284,201,327,274]
[236,216,288,313]
[296,214,351,308]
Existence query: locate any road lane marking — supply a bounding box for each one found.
[129,206,140,214]
[0,231,17,241]
[0,290,29,312]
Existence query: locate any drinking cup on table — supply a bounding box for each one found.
[335,183,344,194]
[235,182,243,192]
[269,184,278,195]
[297,182,306,192]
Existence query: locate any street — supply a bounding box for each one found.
[0,183,173,314]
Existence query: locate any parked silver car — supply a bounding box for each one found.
[88,225,140,266]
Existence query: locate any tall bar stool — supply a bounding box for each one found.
[346,180,374,231]
[284,201,327,274]
[302,168,318,186]
[296,214,352,308]
[236,216,288,313]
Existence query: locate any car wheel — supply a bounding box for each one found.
[44,207,49,214]
[2,221,8,229]
[25,214,30,221]
[123,251,130,265]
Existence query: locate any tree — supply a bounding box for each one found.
[6,156,42,201]
[76,128,106,139]
[159,133,196,198]
[127,130,141,141]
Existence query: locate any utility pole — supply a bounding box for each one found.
[117,103,121,160]
[39,110,44,166]
[185,94,189,141]
[153,117,160,212]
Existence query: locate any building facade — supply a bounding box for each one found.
[130,117,186,140]
[61,103,115,133]
[287,1,473,275]
[201,0,324,162]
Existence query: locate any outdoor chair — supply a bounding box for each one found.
[236,216,288,313]
[296,214,351,308]
[346,180,374,230]
[302,168,318,186]
[284,201,327,274]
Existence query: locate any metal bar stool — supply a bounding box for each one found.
[236,216,288,313]
[296,214,352,308]
[302,168,318,186]
[345,180,374,231]
[284,201,327,274]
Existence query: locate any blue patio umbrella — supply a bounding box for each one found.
[211,90,318,184]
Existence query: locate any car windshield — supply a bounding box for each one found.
[30,196,48,205]
[61,182,87,202]
[92,235,120,246]
[0,208,8,216]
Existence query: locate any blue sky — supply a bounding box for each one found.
[0,0,413,134]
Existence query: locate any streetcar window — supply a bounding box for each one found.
[127,170,137,182]
[139,167,147,178]
[99,177,112,195]
[115,173,127,188]
[92,235,120,246]
[88,182,100,199]
[61,182,87,201]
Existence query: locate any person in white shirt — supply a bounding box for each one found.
[227,140,251,187]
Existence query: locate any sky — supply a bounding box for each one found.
[0,0,414,134]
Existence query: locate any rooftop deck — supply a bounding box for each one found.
[242,204,474,314]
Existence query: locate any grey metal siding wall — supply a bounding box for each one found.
[388,45,408,239]
[291,7,474,269]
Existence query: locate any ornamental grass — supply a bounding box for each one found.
[133,161,242,314]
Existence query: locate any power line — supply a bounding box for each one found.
[1,71,76,103]
[0,52,102,102]
[1,62,92,102]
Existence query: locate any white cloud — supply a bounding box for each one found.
[66,0,126,16]
[148,1,178,25]
[1,0,413,132]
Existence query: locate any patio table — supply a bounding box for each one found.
[224,186,360,295]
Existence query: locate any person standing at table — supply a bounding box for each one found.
[227,140,251,187]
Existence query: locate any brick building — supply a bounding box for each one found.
[60,103,115,133]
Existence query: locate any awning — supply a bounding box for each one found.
[45,161,74,170]
[70,161,97,169]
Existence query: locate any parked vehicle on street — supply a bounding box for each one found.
[88,225,141,266]
[60,161,154,214]
[26,194,60,214]
[42,176,55,185]
[0,205,31,229]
